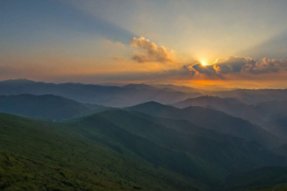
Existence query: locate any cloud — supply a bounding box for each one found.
[190,56,287,76]
[105,40,125,47]
[130,36,174,63]
[127,36,287,77]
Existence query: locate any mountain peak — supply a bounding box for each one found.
[127,101,175,110]
[130,101,166,108]
[0,79,35,84]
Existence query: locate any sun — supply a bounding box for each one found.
[201,61,208,67]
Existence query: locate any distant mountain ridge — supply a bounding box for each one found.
[173,96,287,138]
[0,79,201,107]
[263,116,287,138]
[172,96,287,125]
[0,94,108,121]
[213,89,287,104]
[173,96,264,124]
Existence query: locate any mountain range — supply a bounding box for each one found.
[0,79,201,107]
[0,94,108,121]
[173,96,287,138]
[173,96,264,124]
[1,111,286,191]
[212,89,287,104]
[0,93,283,148]
[128,102,283,148]
[0,79,287,191]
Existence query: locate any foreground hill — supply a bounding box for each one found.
[96,110,285,173]
[0,113,206,191]
[0,112,286,191]
[127,102,282,148]
[0,79,201,107]
[224,167,287,191]
[0,94,108,121]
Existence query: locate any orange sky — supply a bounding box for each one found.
[1,0,287,89]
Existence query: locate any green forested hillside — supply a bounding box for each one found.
[224,167,287,191]
[0,113,206,191]
[97,110,284,174]
[0,111,286,191]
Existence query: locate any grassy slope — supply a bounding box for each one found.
[64,114,225,185]
[96,110,285,172]
[223,167,287,191]
[1,112,286,191]
[0,113,206,191]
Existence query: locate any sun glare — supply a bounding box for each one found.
[201,61,208,67]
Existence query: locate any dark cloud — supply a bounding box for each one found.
[190,56,287,76]
[192,64,216,75]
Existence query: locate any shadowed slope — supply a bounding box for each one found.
[0,113,206,191]
[127,102,282,148]
[173,96,264,124]
[223,167,287,191]
[96,110,285,173]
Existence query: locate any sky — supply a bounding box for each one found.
[1,0,287,89]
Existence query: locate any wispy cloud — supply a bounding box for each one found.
[113,56,125,62]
